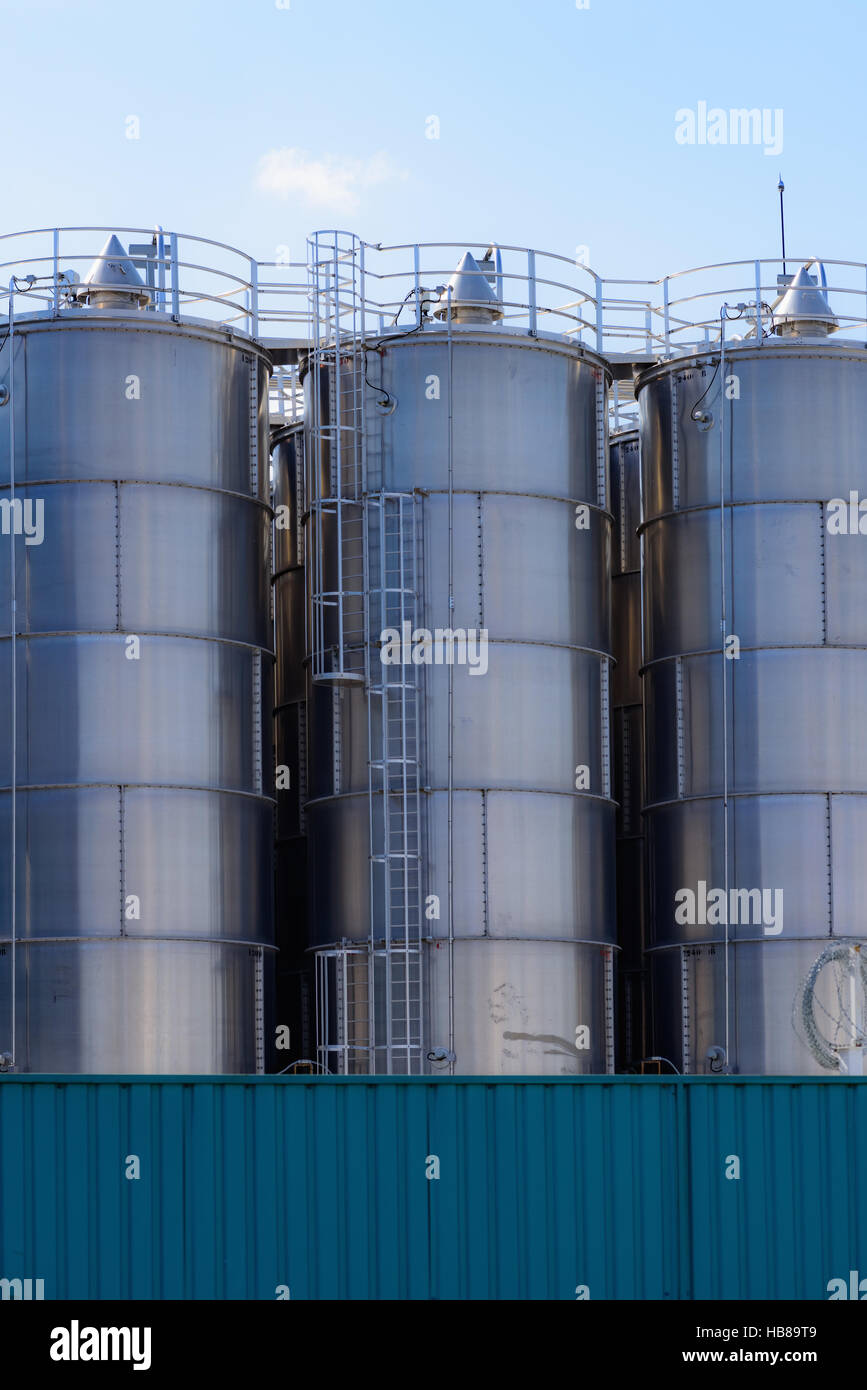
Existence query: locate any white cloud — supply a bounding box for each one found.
[255,148,407,212]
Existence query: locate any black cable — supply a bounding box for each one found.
[363,315,428,408]
[0,273,67,356]
[390,288,419,326]
[690,355,722,419]
[689,298,775,422]
[0,268,80,360]
[363,348,390,407]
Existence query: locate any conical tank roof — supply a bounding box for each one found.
[773,262,837,336]
[434,251,503,323]
[74,234,151,307]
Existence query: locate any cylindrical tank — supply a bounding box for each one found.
[640,334,867,1074]
[610,428,646,1067]
[0,275,274,1072]
[303,317,617,1074]
[271,421,313,1059]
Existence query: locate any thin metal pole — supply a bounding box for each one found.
[594,273,603,353]
[52,229,60,315]
[156,227,166,312]
[357,238,376,1072]
[331,243,345,675]
[778,177,787,277]
[7,283,16,1069]
[250,257,259,339]
[378,493,388,1074]
[663,278,671,355]
[399,496,409,1074]
[446,286,455,1073]
[359,238,367,356]
[719,311,730,1071]
[527,250,537,336]
[310,237,325,679]
[169,233,179,317]
[342,950,348,1075]
[413,495,423,1075]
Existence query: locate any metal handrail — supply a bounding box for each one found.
[12,232,859,363]
[258,236,606,349]
[0,226,262,337]
[600,255,867,355]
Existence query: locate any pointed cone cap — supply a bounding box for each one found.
[434,251,503,321]
[76,234,149,303]
[774,262,837,334]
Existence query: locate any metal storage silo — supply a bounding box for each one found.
[640,262,867,1075]
[301,235,616,1075]
[610,427,646,1067]
[0,231,274,1073]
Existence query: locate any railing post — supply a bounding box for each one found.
[594,273,603,353]
[528,249,537,335]
[413,244,421,325]
[250,257,259,338]
[169,233,179,318]
[52,229,60,315]
[157,228,166,312]
[359,238,366,338]
[754,259,763,337]
[663,277,671,355]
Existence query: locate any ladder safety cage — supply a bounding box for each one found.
[306,231,367,685]
[366,491,424,1075]
[307,233,425,1075]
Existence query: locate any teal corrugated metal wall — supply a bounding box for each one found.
[0,1077,864,1301]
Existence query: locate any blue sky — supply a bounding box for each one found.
[3,0,864,281]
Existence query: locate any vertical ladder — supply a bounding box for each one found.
[307,234,425,1075]
[307,236,366,685]
[366,493,424,1074]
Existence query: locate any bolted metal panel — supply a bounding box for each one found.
[1,1075,864,1300]
[639,340,867,1076]
[299,328,616,1074]
[426,941,616,1077]
[0,314,275,1074]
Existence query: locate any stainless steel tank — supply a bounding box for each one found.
[0,237,274,1073]
[639,329,867,1075]
[610,428,646,1066]
[302,284,617,1074]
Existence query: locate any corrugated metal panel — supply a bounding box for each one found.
[685,1080,867,1300]
[0,1077,864,1301]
